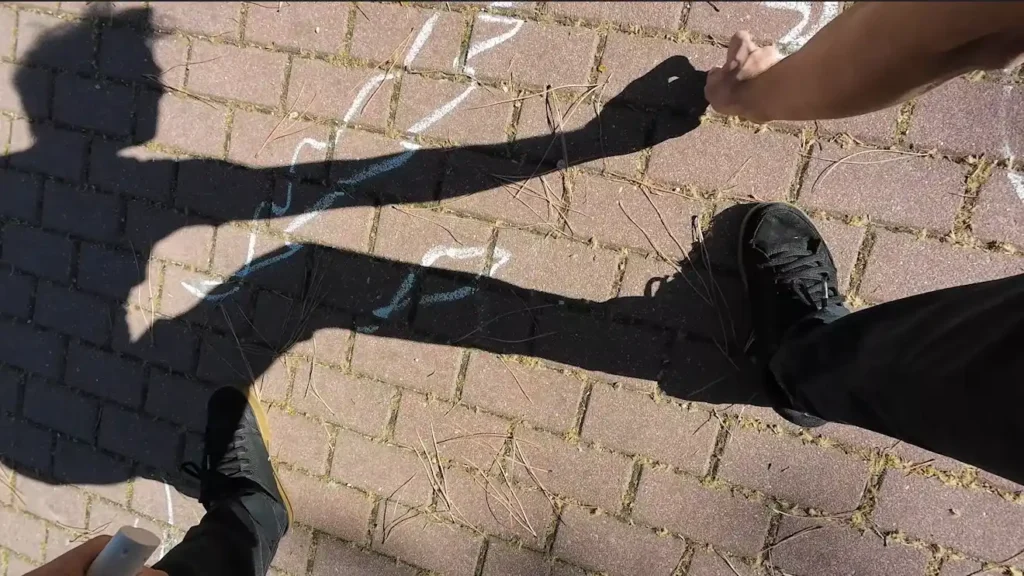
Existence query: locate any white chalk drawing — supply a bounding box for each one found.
[360,244,513,334]
[763,2,840,56]
[183,2,525,340]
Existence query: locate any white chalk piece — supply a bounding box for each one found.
[86,526,161,576]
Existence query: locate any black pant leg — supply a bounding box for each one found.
[153,499,276,576]
[770,273,1024,484]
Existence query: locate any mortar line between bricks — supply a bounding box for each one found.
[6,6,18,61]
[855,457,888,523]
[760,510,783,571]
[586,30,608,87]
[454,4,474,73]
[299,529,430,576]
[320,425,341,502]
[893,99,917,145]
[843,226,876,302]
[341,3,359,58]
[673,543,696,576]
[278,54,295,116]
[472,537,489,576]
[220,107,235,162]
[301,528,319,576]
[785,129,815,204]
[678,1,693,32]
[567,378,592,442]
[384,66,403,134]
[381,386,402,443]
[235,2,249,44]
[924,552,945,576]
[952,158,994,241]
[180,36,195,89]
[619,456,643,517]
[609,249,628,298]
[703,414,731,481]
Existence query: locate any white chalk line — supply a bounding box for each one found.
[405,13,440,68]
[362,245,513,333]
[185,10,525,309]
[765,1,839,56]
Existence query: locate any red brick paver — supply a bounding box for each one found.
[0,3,1021,576]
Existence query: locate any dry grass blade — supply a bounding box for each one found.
[464,83,598,111]
[617,200,682,273]
[382,506,421,543]
[142,74,219,109]
[714,550,744,576]
[256,80,312,158]
[467,459,537,537]
[639,185,687,259]
[220,307,255,383]
[302,344,336,416]
[905,458,935,474]
[769,507,856,520]
[506,83,600,207]
[69,521,112,543]
[435,431,515,445]
[495,457,536,536]
[452,304,557,343]
[160,55,222,78]
[692,215,738,346]
[593,74,610,171]
[761,525,823,553]
[964,546,1024,576]
[362,28,416,114]
[479,332,556,344]
[354,2,370,20]
[722,156,752,194]
[391,206,464,245]
[278,257,330,355]
[269,122,316,144]
[127,240,155,346]
[605,172,687,197]
[809,149,929,196]
[498,356,532,403]
[0,468,24,508]
[380,474,417,542]
[511,436,556,506]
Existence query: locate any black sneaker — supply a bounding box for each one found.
[183,385,292,535]
[738,203,846,427]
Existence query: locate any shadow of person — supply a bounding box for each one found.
[1,5,770,505]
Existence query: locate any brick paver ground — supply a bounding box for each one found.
[0,2,1022,576]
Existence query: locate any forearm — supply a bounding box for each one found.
[736,2,1024,123]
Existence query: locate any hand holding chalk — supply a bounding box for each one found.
[84,527,161,576]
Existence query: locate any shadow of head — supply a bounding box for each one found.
[15,6,160,145]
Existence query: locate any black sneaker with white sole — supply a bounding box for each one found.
[738,202,848,427]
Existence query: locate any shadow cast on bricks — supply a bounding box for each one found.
[0,6,766,503]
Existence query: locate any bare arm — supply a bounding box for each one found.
[706,2,1024,123]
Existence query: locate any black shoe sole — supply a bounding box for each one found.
[737,202,827,429]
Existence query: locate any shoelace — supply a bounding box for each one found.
[761,245,838,309]
[180,434,251,505]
